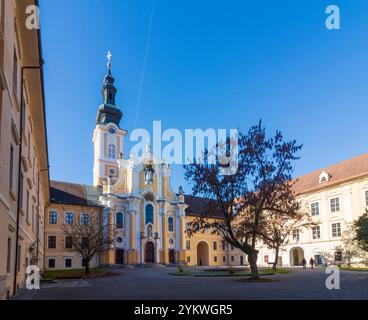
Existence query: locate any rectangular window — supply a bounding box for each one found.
[231,256,235,262]
[330,198,340,213]
[81,213,89,225]
[32,205,35,231]
[6,238,11,273]
[186,256,190,263]
[48,259,56,269]
[186,240,191,251]
[65,212,74,225]
[292,229,300,241]
[49,211,57,224]
[221,241,226,251]
[334,251,343,261]
[214,256,218,263]
[19,173,24,209]
[82,237,89,249]
[65,236,73,249]
[65,259,72,268]
[213,241,217,251]
[9,145,14,190]
[26,190,30,222]
[28,131,31,156]
[13,48,18,92]
[17,245,21,272]
[48,236,56,249]
[311,202,319,216]
[186,222,191,232]
[312,226,321,240]
[264,255,269,264]
[222,256,226,263]
[21,97,26,132]
[332,223,341,238]
[365,191,368,206]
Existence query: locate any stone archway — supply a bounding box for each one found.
[290,247,305,266]
[197,241,210,266]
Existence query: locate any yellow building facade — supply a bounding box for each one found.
[0,0,49,299]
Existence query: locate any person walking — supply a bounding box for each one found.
[301,258,307,269]
[309,257,315,269]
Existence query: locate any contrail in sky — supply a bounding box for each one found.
[134,0,156,128]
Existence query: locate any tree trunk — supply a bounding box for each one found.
[248,251,260,280]
[272,246,280,271]
[85,261,90,274]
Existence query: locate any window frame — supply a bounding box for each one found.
[65,236,73,249]
[65,212,74,225]
[186,240,191,251]
[168,216,174,232]
[332,223,342,238]
[107,144,116,159]
[49,211,58,225]
[80,212,89,225]
[145,204,154,225]
[312,226,321,240]
[48,235,57,249]
[311,202,320,216]
[48,258,56,269]
[116,212,123,229]
[65,258,72,269]
[330,197,340,213]
[292,229,300,241]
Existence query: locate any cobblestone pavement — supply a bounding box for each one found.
[12,267,368,300]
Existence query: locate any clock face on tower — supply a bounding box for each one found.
[108,127,117,135]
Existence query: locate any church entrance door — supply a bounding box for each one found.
[145,242,154,263]
[115,249,124,265]
[169,249,176,264]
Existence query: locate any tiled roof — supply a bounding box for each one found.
[185,195,223,219]
[50,181,103,207]
[292,153,368,195]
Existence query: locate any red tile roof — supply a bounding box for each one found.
[292,153,368,195]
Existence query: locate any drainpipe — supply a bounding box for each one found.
[13,63,44,295]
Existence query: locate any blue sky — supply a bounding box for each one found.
[40,0,368,194]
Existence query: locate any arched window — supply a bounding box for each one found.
[145,204,154,225]
[108,144,116,159]
[168,217,174,232]
[116,212,123,229]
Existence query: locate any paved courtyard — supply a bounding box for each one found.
[13,267,368,300]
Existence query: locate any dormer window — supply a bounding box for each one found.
[144,164,155,186]
[319,171,331,184]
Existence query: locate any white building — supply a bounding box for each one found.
[258,153,368,267]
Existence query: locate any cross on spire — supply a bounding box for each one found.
[107,50,112,74]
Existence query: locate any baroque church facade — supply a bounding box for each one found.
[44,56,246,269]
[93,55,191,265]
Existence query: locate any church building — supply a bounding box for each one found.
[44,54,246,269]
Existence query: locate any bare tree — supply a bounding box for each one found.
[185,121,302,279]
[260,201,315,270]
[62,208,112,274]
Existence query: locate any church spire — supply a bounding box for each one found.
[96,51,123,127]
